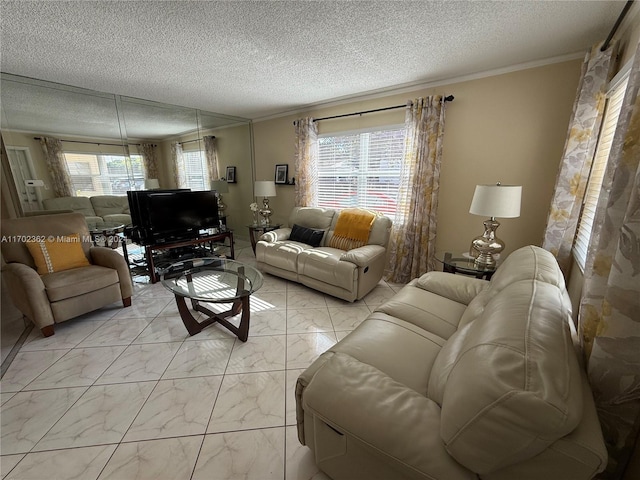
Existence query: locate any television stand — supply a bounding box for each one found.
[143,230,234,283]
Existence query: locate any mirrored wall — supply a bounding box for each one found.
[0,73,254,231]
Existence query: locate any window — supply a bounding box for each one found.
[181,150,210,191]
[317,127,405,216]
[573,72,629,270]
[64,153,144,196]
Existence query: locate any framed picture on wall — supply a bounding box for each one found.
[226,166,236,183]
[275,164,288,184]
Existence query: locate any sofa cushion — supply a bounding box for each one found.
[297,247,356,291]
[289,207,336,235]
[432,278,583,474]
[43,196,96,217]
[257,240,315,273]
[302,352,476,480]
[375,284,467,340]
[90,195,129,217]
[102,213,132,225]
[42,264,119,302]
[289,224,325,247]
[329,312,446,394]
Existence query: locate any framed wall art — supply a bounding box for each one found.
[275,164,288,184]
[226,166,237,183]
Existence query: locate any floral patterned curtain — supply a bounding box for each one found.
[203,136,220,183]
[38,136,74,197]
[542,43,616,276]
[139,143,159,180]
[385,96,446,283]
[171,142,186,188]
[579,44,640,479]
[294,118,318,207]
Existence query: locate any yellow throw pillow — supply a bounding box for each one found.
[26,233,90,275]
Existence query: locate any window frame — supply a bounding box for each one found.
[63,151,145,196]
[316,124,405,217]
[179,148,210,191]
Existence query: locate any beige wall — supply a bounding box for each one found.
[253,59,583,258]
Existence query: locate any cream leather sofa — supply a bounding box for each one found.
[296,245,607,480]
[256,207,392,302]
[43,195,131,229]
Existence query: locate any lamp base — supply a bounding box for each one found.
[259,197,272,226]
[471,218,504,269]
[217,195,226,220]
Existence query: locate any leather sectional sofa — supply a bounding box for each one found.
[42,195,131,229]
[256,207,392,302]
[295,245,607,479]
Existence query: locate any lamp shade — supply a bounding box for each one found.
[469,184,522,218]
[144,179,160,189]
[211,180,229,193]
[255,181,276,197]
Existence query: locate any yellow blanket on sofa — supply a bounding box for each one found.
[329,208,377,250]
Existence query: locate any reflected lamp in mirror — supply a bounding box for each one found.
[144,179,160,190]
[254,181,276,225]
[469,183,522,269]
[211,180,229,218]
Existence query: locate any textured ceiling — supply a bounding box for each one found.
[0,0,629,121]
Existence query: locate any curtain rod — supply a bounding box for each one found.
[33,137,157,147]
[602,0,634,51]
[294,95,454,125]
[177,136,215,145]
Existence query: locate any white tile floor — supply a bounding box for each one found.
[0,242,405,480]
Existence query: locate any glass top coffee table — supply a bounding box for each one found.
[161,258,263,341]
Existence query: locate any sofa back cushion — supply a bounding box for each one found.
[288,207,335,242]
[91,196,130,217]
[43,196,96,217]
[458,245,571,330]
[428,246,584,473]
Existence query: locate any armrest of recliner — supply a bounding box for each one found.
[259,228,291,243]
[301,352,475,479]
[415,271,488,305]
[90,246,133,299]
[1,263,55,329]
[339,244,386,267]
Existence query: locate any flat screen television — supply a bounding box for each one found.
[127,189,219,244]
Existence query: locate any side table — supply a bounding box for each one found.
[90,223,130,266]
[248,224,282,254]
[435,252,497,280]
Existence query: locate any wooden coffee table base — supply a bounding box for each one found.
[175,295,250,341]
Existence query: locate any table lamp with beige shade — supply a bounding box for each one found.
[469,183,522,269]
[254,181,277,225]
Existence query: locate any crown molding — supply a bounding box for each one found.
[252,52,585,124]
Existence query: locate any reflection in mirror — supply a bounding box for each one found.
[0,73,253,234]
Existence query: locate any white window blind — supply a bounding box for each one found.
[573,75,629,270]
[64,153,144,196]
[181,150,210,191]
[317,127,404,216]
